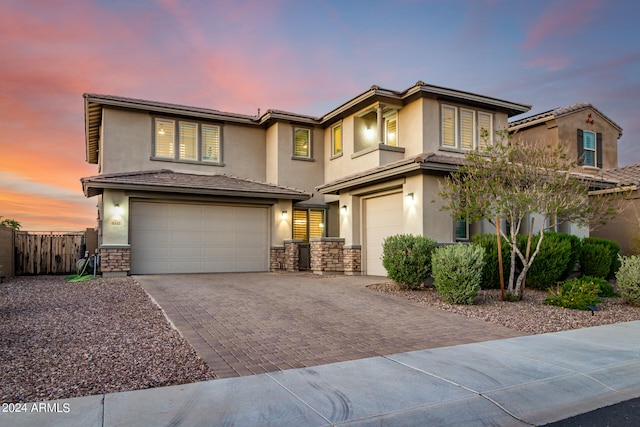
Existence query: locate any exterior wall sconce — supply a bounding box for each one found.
[341,205,348,215]
[365,127,375,139]
[281,210,288,220]
[405,193,414,204]
[112,203,124,218]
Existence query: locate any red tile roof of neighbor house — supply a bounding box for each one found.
[81,170,311,200]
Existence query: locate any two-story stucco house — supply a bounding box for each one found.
[82,82,617,277]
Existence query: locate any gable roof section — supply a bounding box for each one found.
[81,169,311,200]
[600,163,640,186]
[509,102,623,137]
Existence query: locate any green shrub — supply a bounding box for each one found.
[517,232,572,290]
[382,234,437,289]
[471,234,511,289]
[544,277,602,310]
[578,276,619,298]
[616,255,640,306]
[431,244,485,304]
[582,237,621,278]
[558,233,581,280]
[579,243,611,278]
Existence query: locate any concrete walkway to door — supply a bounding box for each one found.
[136,273,524,378]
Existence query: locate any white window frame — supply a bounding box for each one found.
[385,114,398,146]
[153,118,222,164]
[293,127,312,159]
[440,105,493,150]
[583,130,596,167]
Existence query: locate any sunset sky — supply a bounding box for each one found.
[1,0,639,231]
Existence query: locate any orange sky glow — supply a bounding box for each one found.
[1,0,638,231]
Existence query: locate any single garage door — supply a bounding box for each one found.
[364,192,404,276]
[130,201,269,274]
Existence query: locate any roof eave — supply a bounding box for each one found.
[82,181,310,201]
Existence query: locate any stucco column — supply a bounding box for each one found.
[377,104,384,145]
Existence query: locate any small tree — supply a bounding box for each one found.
[439,131,624,299]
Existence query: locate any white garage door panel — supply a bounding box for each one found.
[131,201,269,274]
[365,193,404,276]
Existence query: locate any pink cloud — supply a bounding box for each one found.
[521,0,602,50]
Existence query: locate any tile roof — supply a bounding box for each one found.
[509,102,622,133]
[81,169,311,200]
[600,164,640,186]
[316,152,464,194]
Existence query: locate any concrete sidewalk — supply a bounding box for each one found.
[3,321,639,426]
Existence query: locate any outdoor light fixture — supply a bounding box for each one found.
[405,192,414,204]
[112,203,124,217]
[341,205,348,215]
[365,127,375,139]
[281,210,288,220]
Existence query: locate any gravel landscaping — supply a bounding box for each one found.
[369,282,640,334]
[0,276,215,404]
[3,275,640,405]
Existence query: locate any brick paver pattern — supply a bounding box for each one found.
[136,273,524,379]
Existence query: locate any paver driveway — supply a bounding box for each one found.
[136,273,524,378]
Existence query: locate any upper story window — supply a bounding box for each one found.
[441,105,493,150]
[332,124,342,157]
[153,118,222,164]
[578,129,602,168]
[385,114,398,147]
[293,127,311,159]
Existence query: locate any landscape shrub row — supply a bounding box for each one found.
[383,232,632,307]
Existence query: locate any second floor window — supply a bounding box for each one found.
[332,124,342,157]
[293,128,311,158]
[154,118,221,164]
[385,115,397,146]
[441,105,493,150]
[578,129,602,168]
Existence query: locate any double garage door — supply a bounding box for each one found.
[130,201,269,274]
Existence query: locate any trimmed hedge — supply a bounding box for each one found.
[471,234,511,289]
[581,237,621,278]
[517,232,573,290]
[579,243,612,279]
[431,243,485,304]
[381,234,437,289]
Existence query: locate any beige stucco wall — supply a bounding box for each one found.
[422,174,458,242]
[100,107,267,180]
[591,189,640,255]
[101,189,130,246]
[555,109,619,170]
[514,108,620,172]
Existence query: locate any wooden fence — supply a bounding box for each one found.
[15,232,85,275]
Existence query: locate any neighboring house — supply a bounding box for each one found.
[508,103,625,238]
[81,83,617,277]
[591,164,640,255]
